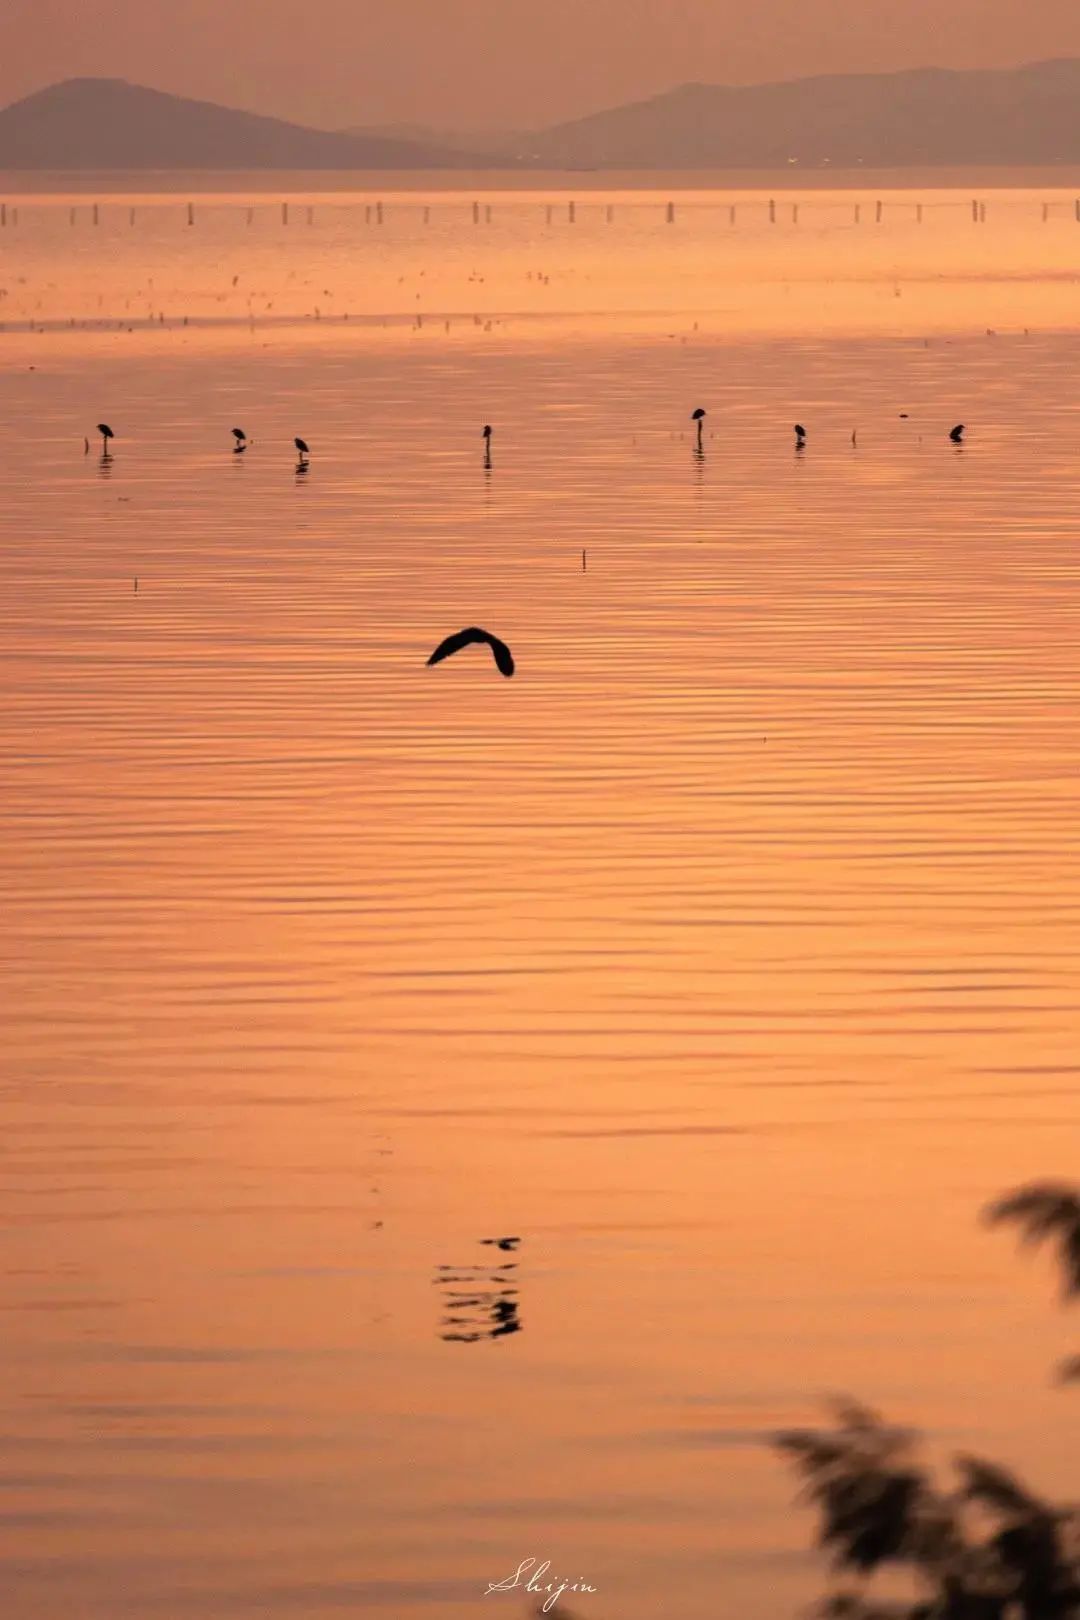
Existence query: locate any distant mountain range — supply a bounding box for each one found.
[0,79,475,169]
[4,62,1080,170]
[516,59,1080,168]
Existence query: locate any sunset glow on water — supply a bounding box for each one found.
[2,177,1080,1618]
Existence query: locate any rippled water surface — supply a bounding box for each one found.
[3,180,1080,1619]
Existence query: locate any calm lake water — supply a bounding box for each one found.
[2,175,1080,1619]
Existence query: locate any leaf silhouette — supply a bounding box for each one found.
[983,1183,1080,1298]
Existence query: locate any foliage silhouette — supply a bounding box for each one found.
[776,1184,1080,1619]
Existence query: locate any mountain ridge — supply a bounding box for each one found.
[4,62,1080,170]
[0,78,478,169]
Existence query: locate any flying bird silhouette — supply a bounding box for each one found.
[427,627,514,678]
[949,423,965,443]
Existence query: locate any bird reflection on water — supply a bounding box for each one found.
[434,1239,522,1343]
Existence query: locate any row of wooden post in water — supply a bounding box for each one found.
[3,198,1080,228]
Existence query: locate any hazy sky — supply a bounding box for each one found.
[5,0,1080,131]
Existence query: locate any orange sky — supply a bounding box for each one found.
[5,0,1080,131]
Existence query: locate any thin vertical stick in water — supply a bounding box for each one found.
[769,198,776,223]
[282,202,289,225]
[187,202,194,226]
[666,201,675,223]
[876,200,883,223]
[568,201,576,223]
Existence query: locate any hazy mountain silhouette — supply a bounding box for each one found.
[0,79,476,169]
[343,121,523,156]
[516,58,1080,168]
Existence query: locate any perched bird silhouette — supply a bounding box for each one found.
[795,423,807,447]
[427,628,514,678]
[294,437,310,461]
[97,423,114,453]
[691,406,706,448]
[482,423,493,467]
[949,423,965,443]
[232,427,247,453]
[984,1182,1080,1297]
[481,1236,521,1252]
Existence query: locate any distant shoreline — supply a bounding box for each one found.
[5,165,1080,195]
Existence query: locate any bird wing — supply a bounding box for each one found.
[427,627,514,677]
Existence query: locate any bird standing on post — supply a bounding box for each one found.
[949,424,965,444]
[482,424,492,468]
[294,437,310,465]
[691,407,706,451]
[97,423,114,455]
[232,427,247,454]
[795,423,807,449]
